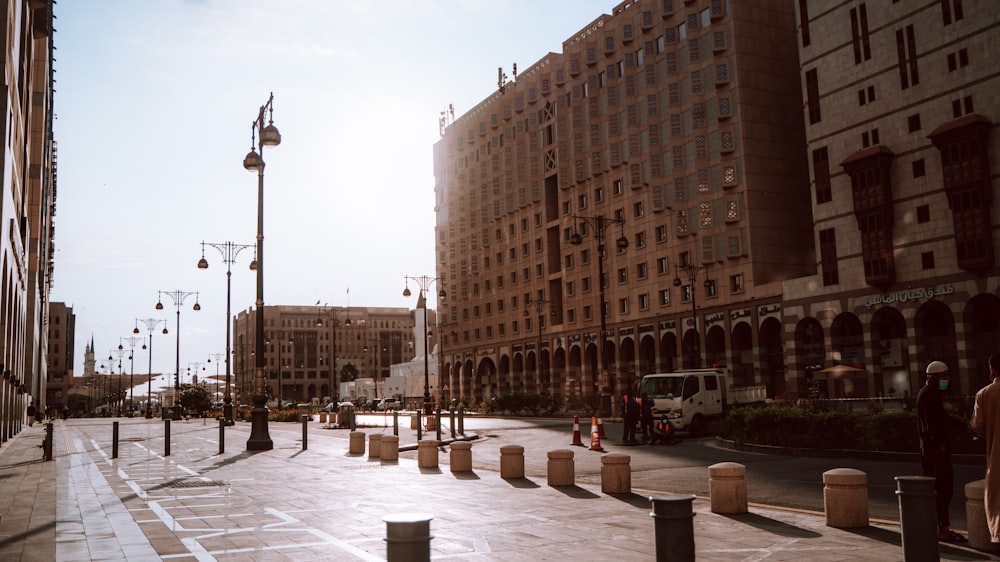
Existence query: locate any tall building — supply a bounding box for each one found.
[232,305,431,404]
[435,0,815,409]
[0,1,57,440]
[781,0,1000,399]
[45,302,74,410]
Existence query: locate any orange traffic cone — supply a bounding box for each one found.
[596,409,606,439]
[589,417,605,452]
[571,415,584,446]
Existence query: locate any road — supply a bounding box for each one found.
[345,412,984,528]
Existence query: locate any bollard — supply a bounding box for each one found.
[219,418,226,454]
[112,421,120,459]
[384,513,433,562]
[965,479,996,551]
[416,410,423,441]
[164,419,171,457]
[708,462,748,514]
[500,444,525,479]
[450,407,456,439]
[43,422,54,461]
[450,441,473,473]
[301,415,309,450]
[349,431,366,455]
[369,434,383,459]
[601,453,631,494]
[393,410,399,436]
[650,494,697,562]
[458,404,465,435]
[896,476,939,561]
[381,435,400,461]
[823,468,868,528]
[319,412,327,424]
[418,439,439,469]
[435,407,442,442]
[547,449,575,487]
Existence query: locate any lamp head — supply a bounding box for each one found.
[616,235,629,250]
[261,123,281,147]
[243,148,263,172]
[193,302,201,311]
[672,277,682,287]
[156,300,164,310]
[403,287,412,297]
[197,257,208,269]
[569,232,583,246]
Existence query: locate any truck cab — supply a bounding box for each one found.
[639,369,725,434]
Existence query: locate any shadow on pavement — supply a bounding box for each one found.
[503,477,540,489]
[550,485,601,499]
[720,512,822,539]
[608,492,653,509]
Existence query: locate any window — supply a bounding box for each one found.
[567,309,576,323]
[613,179,624,195]
[813,147,831,204]
[618,268,628,284]
[942,0,965,26]
[896,25,919,89]
[595,186,604,202]
[912,159,926,178]
[655,225,667,242]
[582,277,591,292]
[704,279,718,298]
[799,0,810,46]
[521,243,529,257]
[562,201,572,215]
[566,280,575,296]
[849,4,872,64]
[583,305,592,321]
[730,274,744,294]
[907,114,922,133]
[921,251,935,269]
[659,289,670,306]
[633,201,644,218]
[619,298,629,314]
[657,257,668,275]
[819,228,839,286]
[805,68,821,124]
[509,248,516,260]
[639,293,650,311]
[581,248,590,264]
[578,194,588,209]
[637,262,648,279]
[947,48,969,72]
[952,95,974,118]
[635,231,646,248]
[917,204,930,223]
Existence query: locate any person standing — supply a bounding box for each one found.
[916,360,968,543]
[27,402,36,427]
[639,392,655,443]
[621,392,639,443]
[971,354,1000,543]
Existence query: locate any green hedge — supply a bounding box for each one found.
[717,405,980,454]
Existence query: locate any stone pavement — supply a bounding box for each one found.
[0,417,998,561]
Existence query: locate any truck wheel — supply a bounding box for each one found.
[688,414,705,436]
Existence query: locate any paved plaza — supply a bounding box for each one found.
[0,416,997,561]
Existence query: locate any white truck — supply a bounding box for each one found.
[637,369,767,434]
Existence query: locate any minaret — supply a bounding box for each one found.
[84,335,96,377]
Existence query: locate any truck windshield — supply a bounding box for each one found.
[640,376,684,398]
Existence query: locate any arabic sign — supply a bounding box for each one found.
[864,285,954,310]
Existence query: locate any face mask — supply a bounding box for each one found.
[938,380,949,390]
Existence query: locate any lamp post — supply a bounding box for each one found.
[198,240,254,425]
[569,214,628,414]
[317,307,351,406]
[110,345,127,416]
[208,353,225,408]
[673,260,710,369]
[121,336,143,415]
[156,290,201,420]
[135,318,167,418]
[403,275,445,414]
[244,92,280,451]
[524,296,551,395]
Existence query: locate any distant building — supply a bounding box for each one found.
[45,303,75,410]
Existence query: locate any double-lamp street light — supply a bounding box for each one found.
[673,260,711,369]
[244,92,281,451]
[198,240,255,425]
[317,307,351,406]
[569,214,628,414]
[134,318,167,418]
[156,290,200,420]
[403,275,445,414]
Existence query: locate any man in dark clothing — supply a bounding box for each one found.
[916,360,968,544]
[622,392,640,443]
[639,392,655,443]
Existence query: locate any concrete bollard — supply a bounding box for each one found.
[965,479,997,551]
[896,476,939,562]
[547,449,575,487]
[369,434,383,459]
[650,494,696,562]
[601,453,631,494]
[708,462,747,514]
[384,513,433,562]
[823,468,868,528]
[418,439,439,469]
[500,445,525,479]
[349,431,366,455]
[381,435,399,462]
[319,412,327,423]
[450,441,473,473]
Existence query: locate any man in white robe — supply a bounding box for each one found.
[971,354,1000,543]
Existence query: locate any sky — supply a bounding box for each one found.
[51,0,612,384]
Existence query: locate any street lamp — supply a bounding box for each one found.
[244,92,280,452]
[110,345,127,416]
[402,275,445,414]
[198,240,254,425]
[135,318,167,418]
[121,336,143,415]
[569,214,628,414]
[673,259,711,369]
[317,307,351,406]
[524,296,551,395]
[156,290,201,420]
[208,353,225,409]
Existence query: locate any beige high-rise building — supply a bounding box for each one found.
[781,0,1000,399]
[434,0,815,408]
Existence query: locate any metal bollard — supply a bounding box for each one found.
[384,513,433,562]
[301,415,309,450]
[43,422,54,461]
[450,407,456,439]
[112,421,119,459]
[417,410,423,441]
[649,494,696,562]
[435,407,442,441]
[896,476,939,562]
[164,419,171,457]
[458,404,464,435]
[219,418,226,454]
[393,410,399,436]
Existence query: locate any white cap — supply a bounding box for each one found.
[926,360,949,375]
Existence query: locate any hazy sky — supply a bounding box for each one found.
[51,0,611,380]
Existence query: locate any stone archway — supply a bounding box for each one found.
[705,325,726,369]
[830,312,867,397]
[914,300,959,393]
[965,294,1000,391]
[759,317,784,398]
[871,307,908,397]
[659,332,678,373]
[639,334,656,377]
[731,322,753,386]
[794,317,825,399]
